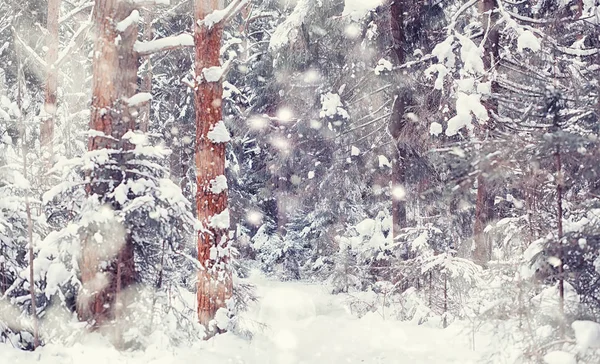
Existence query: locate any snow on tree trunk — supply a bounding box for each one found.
[78,0,139,328]
[41,0,60,172]
[473,0,499,266]
[194,0,233,333]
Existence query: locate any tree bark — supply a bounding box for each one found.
[141,9,153,133]
[556,144,564,326]
[17,59,39,349]
[389,0,409,239]
[473,0,499,265]
[78,0,139,328]
[41,0,60,172]
[194,0,232,333]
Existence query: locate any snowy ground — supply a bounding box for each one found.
[1,274,480,363]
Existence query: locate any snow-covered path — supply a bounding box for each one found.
[1,276,478,364]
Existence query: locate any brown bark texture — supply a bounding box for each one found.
[78,0,139,328]
[194,0,233,332]
[41,0,60,172]
[473,0,499,265]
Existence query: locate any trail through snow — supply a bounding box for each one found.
[1,274,478,363]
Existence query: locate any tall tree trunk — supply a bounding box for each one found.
[41,0,60,173]
[78,0,139,328]
[17,59,39,349]
[388,0,409,239]
[556,144,564,324]
[473,0,499,265]
[194,0,232,333]
[141,10,153,133]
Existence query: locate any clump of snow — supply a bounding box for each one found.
[351,146,360,156]
[572,320,600,349]
[116,10,139,32]
[355,218,375,236]
[210,208,230,229]
[201,9,228,29]
[517,30,541,53]
[430,122,443,136]
[134,33,193,55]
[431,35,456,67]
[445,92,489,136]
[342,0,384,21]
[374,58,393,75]
[543,351,576,364]
[534,282,580,318]
[307,171,315,179]
[457,34,484,75]
[212,307,230,331]
[199,0,246,29]
[207,120,231,143]
[378,155,391,168]
[209,175,228,194]
[320,92,349,119]
[126,92,152,106]
[202,66,225,83]
[122,130,148,145]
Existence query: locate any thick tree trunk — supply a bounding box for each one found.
[41,0,60,172]
[194,0,232,333]
[78,0,139,328]
[473,0,499,265]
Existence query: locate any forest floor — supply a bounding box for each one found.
[1,274,483,363]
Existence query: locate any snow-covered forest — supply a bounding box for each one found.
[2,0,600,363]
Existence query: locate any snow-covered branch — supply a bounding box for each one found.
[126,0,170,7]
[116,10,140,33]
[134,33,194,56]
[197,0,250,30]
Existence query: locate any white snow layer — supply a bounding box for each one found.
[430,122,443,136]
[199,0,246,29]
[517,30,541,53]
[342,0,384,21]
[134,33,194,54]
[126,92,152,106]
[116,10,140,32]
[209,175,228,194]
[209,208,230,229]
[543,351,576,364]
[207,120,231,143]
[378,155,391,168]
[202,66,225,82]
[572,320,600,349]
[445,92,489,136]
[0,273,496,363]
[320,92,349,119]
[374,58,393,75]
